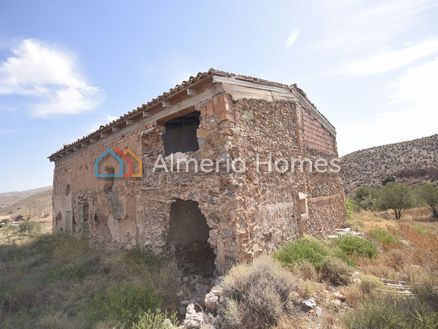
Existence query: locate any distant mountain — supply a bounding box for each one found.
[0,186,52,219]
[340,135,438,194]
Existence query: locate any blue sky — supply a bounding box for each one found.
[0,0,437,192]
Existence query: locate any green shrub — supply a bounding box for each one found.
[299,260,318,281]
[274,236,330,270]
[222,256,297,329]
[344,289,438,329]
[352,186,379,210]
[332,235,378,260]
[46,255,100,282]
[133,309,179,329]
[87,282,162,326]
[319,257,351,286]
[368,227,399,245]
[344,297,406,329]
[359,275,382,295]
[412,280,438,311]
[377,183,415,219]
[18,221,42,234]
[346,197,358,220]
[417,183,438,218]
[126,247,166,268]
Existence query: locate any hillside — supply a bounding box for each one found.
[0,186,52,220]
[341,134,438,194]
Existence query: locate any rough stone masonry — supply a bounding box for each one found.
[49,69,346,275]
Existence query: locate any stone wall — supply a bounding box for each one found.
[52,89,345,273]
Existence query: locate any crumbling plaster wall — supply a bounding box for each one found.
[52,121,144,246]
[53,93,240,272]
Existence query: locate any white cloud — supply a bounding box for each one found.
[342,39,438,75]
[105,115,118,122]
[338,57,438,155]
[316,0,437,52]
[0,39,104,117]
[286,29,299,48]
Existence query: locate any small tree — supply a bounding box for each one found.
[378,183,414,219]
[353,186,378,210]
[418,183,438,218]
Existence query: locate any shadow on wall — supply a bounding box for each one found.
[167,199,215,276]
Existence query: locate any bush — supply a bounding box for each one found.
[344,297,406,329]
[346,197,358,220]
[18,221,42,234]
[413,280,438,311]
[352,186,378,210]
[332,235,378,260]
[344,283,438,329]
[126,247,166,268]
[274,236,330,270]
[417,183,438,218]
[377,183,415,219]
[319,257,351,285]
[368,227,399,246]
[359,275,382,294]
[46,255,100,282]
[298,261,318,281]
[222,256,297,329]
[87,282,162,326]
[132,309,179,329]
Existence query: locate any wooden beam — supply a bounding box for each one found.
[100,132,109,138]
[162,101,172,108]
[143,112,151,117]
[143,84,224,125]
[112,126,120,132]
[126,119,135,125]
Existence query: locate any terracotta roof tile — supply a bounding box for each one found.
[49,69,333,160]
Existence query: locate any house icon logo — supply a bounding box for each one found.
[94,147,142,178]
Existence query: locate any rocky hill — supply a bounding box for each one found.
[0,186,52,220]
[340,134,438,194]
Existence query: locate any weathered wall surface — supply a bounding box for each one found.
[52,88,345,273]
[224,97,345,261]
[53,94,241,272]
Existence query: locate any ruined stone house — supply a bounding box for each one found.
[49,69,345,274]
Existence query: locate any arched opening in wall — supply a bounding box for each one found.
[168,199,215,276]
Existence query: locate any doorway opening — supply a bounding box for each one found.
[168,199,215,276]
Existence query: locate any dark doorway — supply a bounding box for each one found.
[163,112,200,156]
[168,199,215,276]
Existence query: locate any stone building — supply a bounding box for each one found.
[49,69,345,274]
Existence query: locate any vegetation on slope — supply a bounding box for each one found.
[0,223,180,329]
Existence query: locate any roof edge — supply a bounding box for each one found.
[49,69,336,161]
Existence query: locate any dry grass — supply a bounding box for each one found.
[223,256,298,329]
[296,279,325,299]
[343,208,438,328]
[319,257,352,286]
[0,222,179,329]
